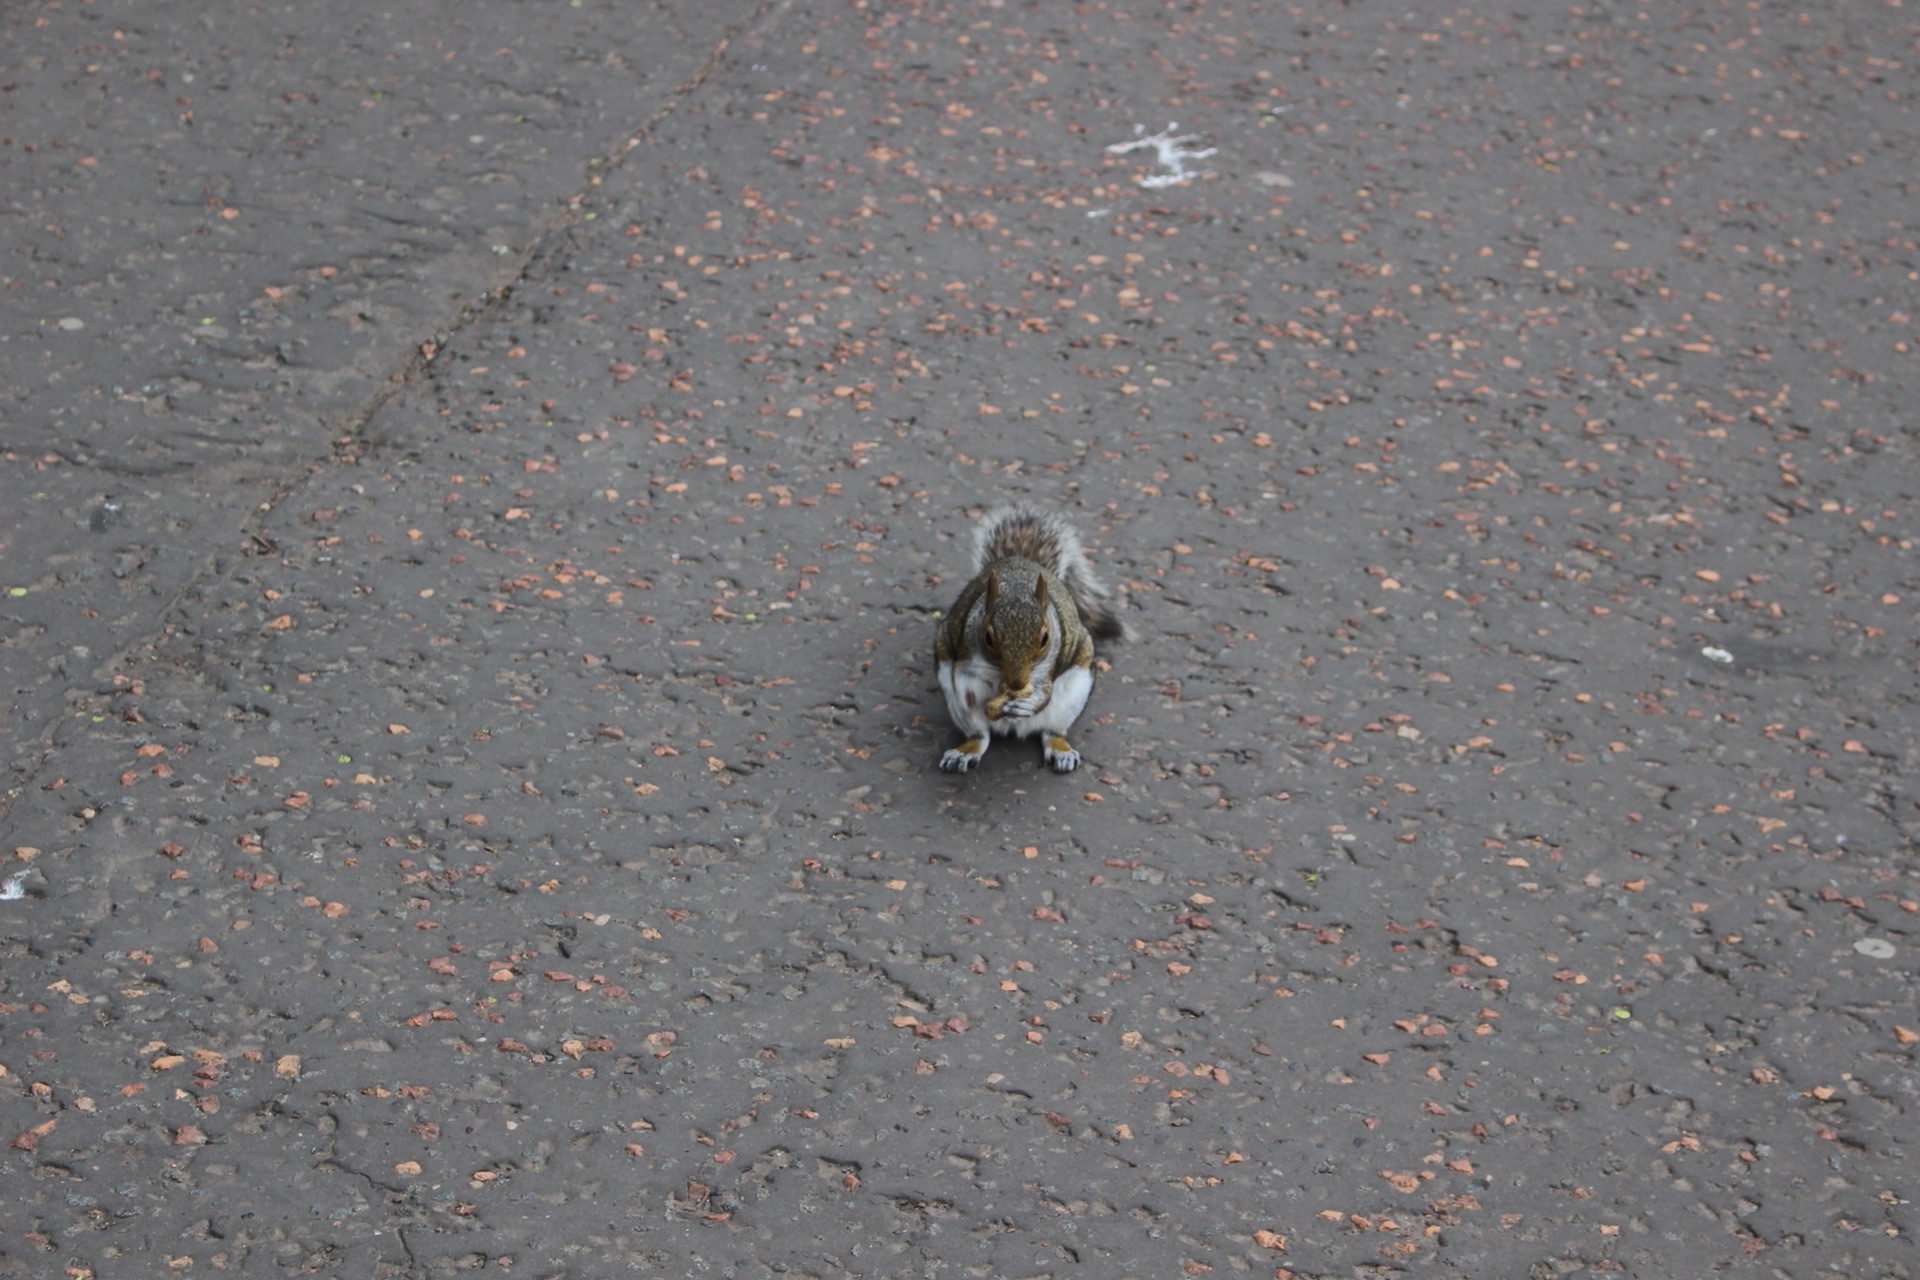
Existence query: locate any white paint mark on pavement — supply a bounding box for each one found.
[1106,123,1217,188]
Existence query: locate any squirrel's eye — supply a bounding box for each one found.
[981,628,998,654]
[1040,628,1051,647]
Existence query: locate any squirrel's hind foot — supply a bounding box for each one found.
[939,738,989,772]
[1043,735,1081,772]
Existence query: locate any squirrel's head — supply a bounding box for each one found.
[980,570,1051,693]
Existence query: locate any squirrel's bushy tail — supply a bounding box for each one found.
[973,503,1127,642]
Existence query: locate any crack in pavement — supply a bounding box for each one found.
[0,0,791,819]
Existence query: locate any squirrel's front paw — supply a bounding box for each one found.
[994,694,1042,721]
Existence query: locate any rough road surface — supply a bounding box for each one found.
[3,1,1917,1277]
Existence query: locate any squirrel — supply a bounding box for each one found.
[935,504,1126,773]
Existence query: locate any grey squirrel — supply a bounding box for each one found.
[935,504,1126,772]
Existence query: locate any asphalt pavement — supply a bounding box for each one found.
[3,1,1917,1277]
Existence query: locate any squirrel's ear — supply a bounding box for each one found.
[1032,574,1048,605]
[985,570,1000,604]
